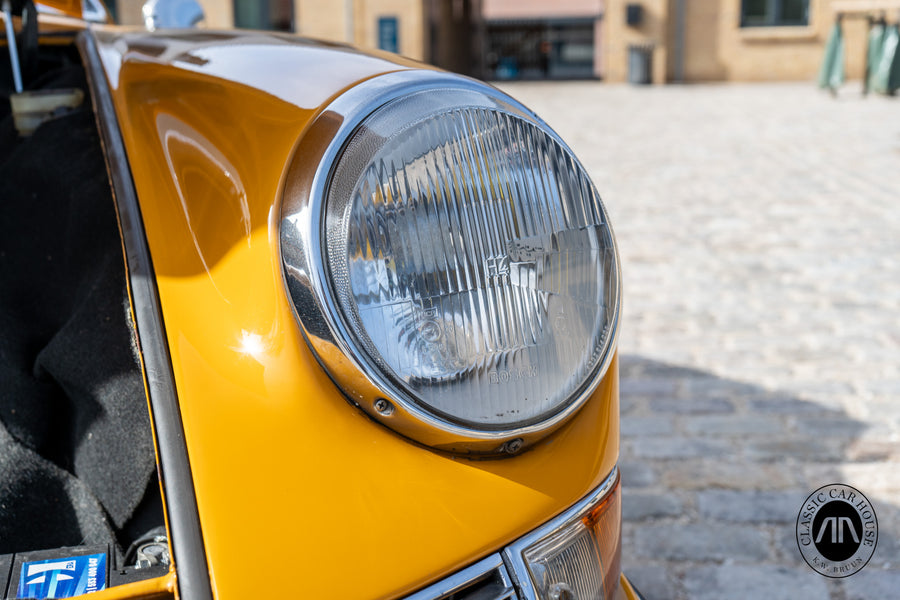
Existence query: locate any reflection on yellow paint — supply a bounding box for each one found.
[235,330,266,359]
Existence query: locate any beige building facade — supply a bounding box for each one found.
[118,0,428,61]
[604,0,890,83]
[308,0,428,61]
[117,0,895,84]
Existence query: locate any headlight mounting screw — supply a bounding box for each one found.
[503,438,524,454]
[374,398,394,416]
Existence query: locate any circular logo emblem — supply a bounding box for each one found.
[796,484,877,578]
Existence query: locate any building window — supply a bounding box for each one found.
[234,0,294,32]
[741,0,809,27]
[378,17,400,53]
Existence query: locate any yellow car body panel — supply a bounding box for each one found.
[39,0,87,19]
[617,574,644,600]
[93,29,620,600]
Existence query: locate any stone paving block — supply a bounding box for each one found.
[748,396,839,415]
[846,440,898,463]
[865,517,899,568]
[697,490,803,523]
[622,491,684,521]
[842,570,900,600]
[680,377,759,400]
[620,394,642,416]
[648,396,735,415]
[774,524,805,566]
[628,437,734,460]
[619,460,658,488]
[804,463,900,495]
[683,566,829,600]
[621,416,675,437]
[620,523,640,566]
[623,565,676,600]
[745,438,847,462]
[682,415,783,436]
[634,524,770,562]
[662,460,795,491]
[796,416,867,437]
[620,378,679,398]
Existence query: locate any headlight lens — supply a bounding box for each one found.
[281,72,619,452]
[325,89,617,429]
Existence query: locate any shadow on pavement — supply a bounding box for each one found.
[618,354,899,600]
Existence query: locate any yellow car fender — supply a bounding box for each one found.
[87,27,621,600]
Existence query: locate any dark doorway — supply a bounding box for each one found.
[485,19,597,81]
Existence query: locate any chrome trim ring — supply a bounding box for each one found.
[279,69,620,455]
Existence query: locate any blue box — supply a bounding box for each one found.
[9,547,107,599]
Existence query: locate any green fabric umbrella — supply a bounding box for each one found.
[871,23,900,95]
[866,21,885,92]
[818,22,845,91]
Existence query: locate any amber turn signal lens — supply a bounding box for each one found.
[523,475,621,600]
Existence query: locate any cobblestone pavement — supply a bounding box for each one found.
[499,81,900,600]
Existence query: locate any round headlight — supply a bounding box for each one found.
[281,72,619,454]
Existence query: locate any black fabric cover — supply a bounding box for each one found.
[0,66,162,556]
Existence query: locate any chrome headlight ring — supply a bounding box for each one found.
[280,70,620,455]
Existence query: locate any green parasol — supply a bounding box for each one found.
[871,23,900,95]
[818,21,845,92]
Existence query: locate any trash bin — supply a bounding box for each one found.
[628,44,653,85]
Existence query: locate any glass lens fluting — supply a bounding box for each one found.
[325,91,617,429]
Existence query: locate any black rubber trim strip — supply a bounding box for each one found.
[77,29,214,600]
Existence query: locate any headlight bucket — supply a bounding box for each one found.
[280,70,620,455]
